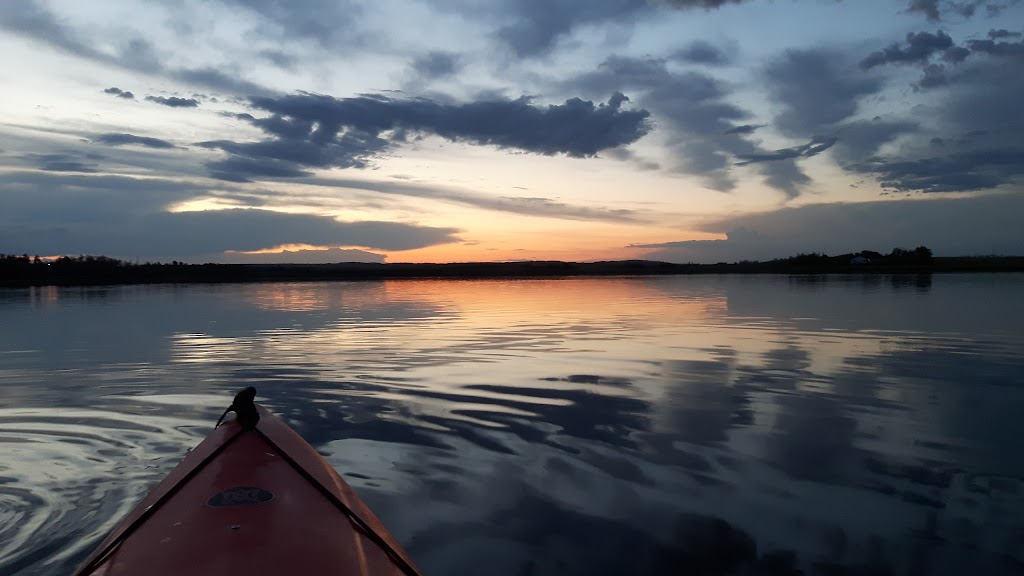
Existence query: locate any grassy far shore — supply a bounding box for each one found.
[2,247,1024,287]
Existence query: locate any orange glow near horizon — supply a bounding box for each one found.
[388,242,658,263]
[227,244,332,255]
[388,223,723,263]
[220,242,665,263]
[211,220,723,263]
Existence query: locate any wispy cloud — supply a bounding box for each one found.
[290,176,646,223]
[860,30,955,69]
[103,87,135,99]
[735,136,837,165]
[23,152,102,173]
[145,95,199,108]
[93,133,176,149]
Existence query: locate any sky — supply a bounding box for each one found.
[1,0,1022,264]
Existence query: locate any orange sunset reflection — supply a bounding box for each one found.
[239,277,726,321]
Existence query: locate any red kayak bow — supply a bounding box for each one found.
[74,389,422,576]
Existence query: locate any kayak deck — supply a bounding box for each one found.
[76,405,419,576]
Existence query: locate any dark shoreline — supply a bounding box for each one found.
[2,256,1024,288]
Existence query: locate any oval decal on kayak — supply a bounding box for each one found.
[207,486,274,507]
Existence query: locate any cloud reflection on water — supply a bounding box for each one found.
[1,275,1024,574]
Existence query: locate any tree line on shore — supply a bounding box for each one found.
[755,246,933,267]
[1,246,1020,287]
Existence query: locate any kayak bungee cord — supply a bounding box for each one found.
[250,426,423,576]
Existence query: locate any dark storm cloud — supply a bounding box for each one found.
[629,192,1024,263]
[942,45,971,63]
[672,40,730,66]
[495,0,750,57]
[852,149,1024,193]
[38,160,98,173]
[658,0,747,6]
[734,136,837,165]
[145,96,200,108]
[1,209,459,257]
[220,112,257,122]
[859,30,955,69]
[761,49,922,192]
[603,147,662,170]
[411,52,462,78]
[103,87,135,100]
[0,2,275,98]
[830,120,919,166]
[172,67,271,97]
[988,29,1022,38]
[93,133,176,149]
[196,128,390,179]
[119,37,161,71]
[753,45,1024,196]
[904,34,1024,89]
[759,160,813,198]
[478,0,1007,63]
[1,125,215,186]
[907,0,942,21]
[917,63,951,89]
[571,56,760,191]
[0,171,460,257]
[199,92,650,181]
[723,124,762,135]
[487,0,1011,58]
[570,53,852,196]
[851,38,1024,192]
[764,41,1024,194]
[243,92,653,155]
[496,0,641,57]
[905,0,1021,20]
[25,153,102,173]
[258,49,298,69]
[140,210,459,254]
[765,50,886,137]
[204,156,314,182]
[965,37,1024,56]
[0,171,206,228]
[217,0,363,49]
[0,2,105,60]
[628,238,722,249]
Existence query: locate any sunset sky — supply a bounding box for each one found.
[1,0,1022,263]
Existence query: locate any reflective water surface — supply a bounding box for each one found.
[1,275,1023,575]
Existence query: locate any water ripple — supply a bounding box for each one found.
[0,409,204,575]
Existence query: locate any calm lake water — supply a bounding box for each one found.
[1,275,1023,576]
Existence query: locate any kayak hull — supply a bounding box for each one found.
[76,406,418,576]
